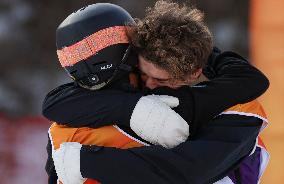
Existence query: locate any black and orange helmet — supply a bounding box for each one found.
[56,3,137,90]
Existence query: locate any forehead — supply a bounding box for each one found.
[138,55,170,79]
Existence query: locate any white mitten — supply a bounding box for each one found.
[52,142,86,184]
[130,95,189,148]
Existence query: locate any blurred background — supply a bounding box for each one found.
[0,0,283,183]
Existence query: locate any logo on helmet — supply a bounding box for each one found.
[101,64,113,70]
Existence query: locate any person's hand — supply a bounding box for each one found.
[130,95,189,148]
[52,142,87,184]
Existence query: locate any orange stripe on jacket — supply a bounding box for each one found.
[224,100,267,120]
[222,99,268,141]
[49,123,144,184]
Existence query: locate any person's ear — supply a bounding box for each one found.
[183,68,203,86]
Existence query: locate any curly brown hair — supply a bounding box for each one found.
[128,0,213,80]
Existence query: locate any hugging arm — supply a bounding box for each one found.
[190,48,269,131]
[78,115,263,184]
[42,48,269,131]
[42,83,142,128]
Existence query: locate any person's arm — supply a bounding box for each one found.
[189,47,269,133]
[42,83,142,128]
[54,114,262,184]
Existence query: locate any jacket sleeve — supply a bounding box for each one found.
[42,83,142,128]
[189,48,269,131]
[79,115,263,184]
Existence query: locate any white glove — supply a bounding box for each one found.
[130,95,189,148]
[52,142,87,184]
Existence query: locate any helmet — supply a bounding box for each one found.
[56,3,137,90]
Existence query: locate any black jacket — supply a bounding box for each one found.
[43,48,269,184]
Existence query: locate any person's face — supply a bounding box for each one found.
[138,55,193,89]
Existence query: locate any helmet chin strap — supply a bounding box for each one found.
[118,45,136,72]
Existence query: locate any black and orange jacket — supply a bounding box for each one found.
[48,99,268,184]
[43,48,269,183]
[49,124,147,184]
